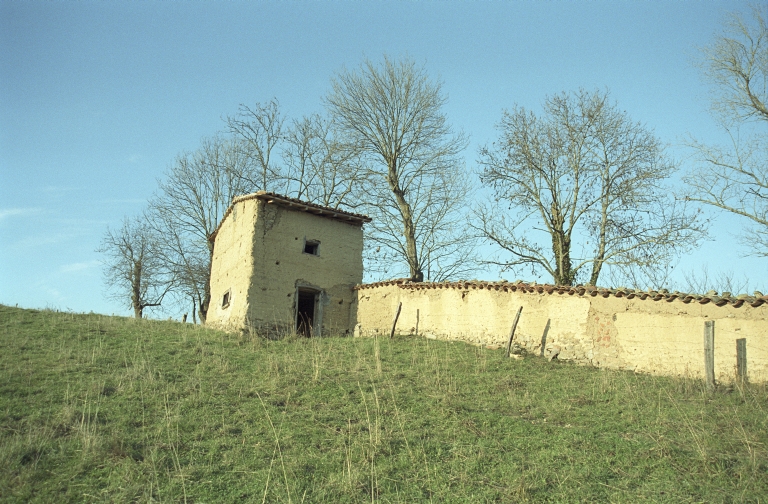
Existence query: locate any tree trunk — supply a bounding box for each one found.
[388,160,423,282]
[199,251,213,324]
[550,205,574,285]
[199,295,209,324]
[198,285,208,323]
[589,262,603,286]
[132,261,143,318]
[402,215,422,282]
[589,179,610,285]
[553,237,574,285]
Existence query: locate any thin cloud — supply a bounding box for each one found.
[12,231,82,249]
[33,280,64,304]
[0,207,43,222]
[99,198,147,204]
[41,186,76,194]
[60,260,101,273]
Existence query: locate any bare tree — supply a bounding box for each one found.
[282,114,365,209]
[226,99,285,192]
[148,135,258,323]
[686,4,768,256]
[325,56,472,282]
[478,89,704,287]
[97,216,172,318]
[681,265,755,296]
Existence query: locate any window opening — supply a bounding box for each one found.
[296,288,318,337]
[222,290,231,308]
[303,240,320,255]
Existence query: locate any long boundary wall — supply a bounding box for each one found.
[354,281,768,383]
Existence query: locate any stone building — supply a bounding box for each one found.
[207,191,370,336]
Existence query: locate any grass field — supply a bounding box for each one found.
[1,304,766,503]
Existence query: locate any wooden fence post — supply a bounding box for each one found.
[505,307,523,358]
[704,320,715,391]
[390,302,402,339]
[736,338,747,384]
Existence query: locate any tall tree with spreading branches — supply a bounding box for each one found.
[478,89,705,287]
[325,56,473,282]
[686,4,768,257]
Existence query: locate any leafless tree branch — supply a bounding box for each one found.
[227,99,285,192]
[686,5,768,257]
[147,135,260,322]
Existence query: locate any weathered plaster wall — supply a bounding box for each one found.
[207,198,258,330]
[207,196,364,335]
[354,283,768,383]
[246,201,363,335]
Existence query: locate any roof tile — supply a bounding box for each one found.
[209,191,371,242]
[355,280,768,309]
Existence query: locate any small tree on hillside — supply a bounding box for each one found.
[98,216,172,318]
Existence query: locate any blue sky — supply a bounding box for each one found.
[1,0,765,317]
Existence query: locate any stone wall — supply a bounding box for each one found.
[354,281,768,383]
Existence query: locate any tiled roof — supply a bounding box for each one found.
[355,280,768,309]
[209,191,371,242]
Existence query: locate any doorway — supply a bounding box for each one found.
[296,288,319,337]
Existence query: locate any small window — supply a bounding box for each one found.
[222,290,231,308]
[303,240,320,255]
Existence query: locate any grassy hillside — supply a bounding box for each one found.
[1,305,766,503]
